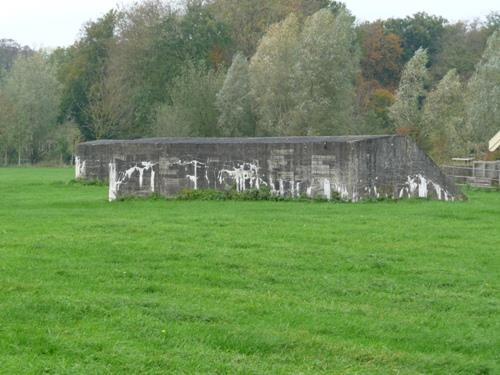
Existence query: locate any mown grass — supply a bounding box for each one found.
[0,168,498,374]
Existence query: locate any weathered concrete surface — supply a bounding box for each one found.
[75,136,463,201]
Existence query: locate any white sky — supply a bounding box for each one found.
[0,0,498,48]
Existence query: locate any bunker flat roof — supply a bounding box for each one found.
[81,135,396,146]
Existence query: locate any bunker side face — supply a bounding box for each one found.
[75,136,463,202]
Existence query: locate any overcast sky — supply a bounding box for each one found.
[0,0,498,48]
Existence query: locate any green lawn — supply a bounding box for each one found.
[0,168,498,374]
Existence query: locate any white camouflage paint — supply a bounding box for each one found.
[323,179,332,200]
[399,174,452,201]
[331,181,350,200]
[107,162,453,202]
[108,162,117,201]
[279,179,285,196]
[150,169,156,192]
[218,163,265,192]
[108,161,157,201]
[172,160,205,189]
[185,161,200,189]
[75,157,86,179]
[364,185,380,199]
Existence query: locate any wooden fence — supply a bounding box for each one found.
[442,161,500,188]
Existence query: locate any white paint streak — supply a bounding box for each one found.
[331,181,349,200]
[109,162,117,201]
[186,160,199,189]
[205,168,210,185]
[418,176,428,197]
[108,161,157,201]
[399,174,452,201]
[218,163,264,192]
[279,179,285,196]
[323,179,331,200]
[151,169,155,192]
[75,157,86,179]
[174,160,204,189]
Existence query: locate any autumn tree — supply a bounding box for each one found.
[358,21,403,89]
[389,48,429,144]
[216,53,256,136]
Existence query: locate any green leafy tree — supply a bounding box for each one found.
[209,0,329,57]
[154,62,225,137]
[105,1,182,138]
[181,0,233,67]
[385,12,447,65]
[58,11,117,140]
[216,53,256,136]
[360,86,396,134]
[0,39,32,71]
[293,9,360,135]
[3,53,61,164]
[51,123,82,164]
[107,0,230,138]
[249,13,301,135]
[389,48,429,143]
[0,90,17,164]
[484,11,500,34]
[466,31,500,150]
[432,21,489,80]
[422,69,468,161]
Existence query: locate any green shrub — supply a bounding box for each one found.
[68,178,107,187]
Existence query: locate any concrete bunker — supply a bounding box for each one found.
[75,135,463,202]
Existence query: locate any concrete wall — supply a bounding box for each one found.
[76,136,463,202]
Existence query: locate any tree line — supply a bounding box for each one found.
[0,0,499,165]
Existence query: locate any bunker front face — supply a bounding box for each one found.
[75,135,463,202]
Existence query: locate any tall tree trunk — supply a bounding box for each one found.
[18,144,21,166]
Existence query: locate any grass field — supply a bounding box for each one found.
[0,168,499,374]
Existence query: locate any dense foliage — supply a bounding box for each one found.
[0,0,499,164]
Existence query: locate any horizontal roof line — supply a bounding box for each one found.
[81,135,398,146]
